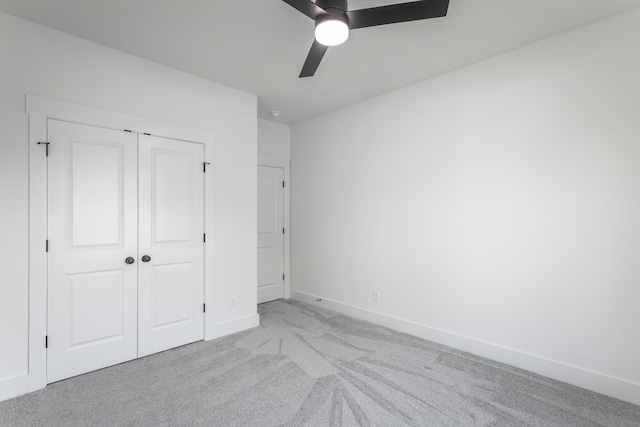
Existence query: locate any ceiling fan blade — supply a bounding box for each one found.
[282,0,327,20]
[299,40,329,78]
[346,0,449,30]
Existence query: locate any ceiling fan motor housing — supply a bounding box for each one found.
[316,0,348,12]
[315,0,349,27]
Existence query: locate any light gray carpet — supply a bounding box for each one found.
[1,300,638,426]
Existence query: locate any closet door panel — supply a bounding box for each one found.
[138,135,205,357]
[47,120,138,383]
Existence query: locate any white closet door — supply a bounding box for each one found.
[47,120,138,383]
[138,135,205,357]
[257,166,285,304]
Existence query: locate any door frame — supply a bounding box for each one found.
[27,95,215,393]
[258,156,291,300]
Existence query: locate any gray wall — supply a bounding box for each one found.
[258,119,290,160]
[290,9,640,404]
[0,11,257,393]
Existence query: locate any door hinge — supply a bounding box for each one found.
[283,181,285,188]
[283,228,285,234]
[283,274,285,281]
[45,335,48,349]
[203,162,211,173]
[37,141,50,156]
[45,240,49,252]
[203,233,206,243]
[203,303,206,313]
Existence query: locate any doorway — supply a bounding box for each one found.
[46,119,205,382]
[257,165,285,304]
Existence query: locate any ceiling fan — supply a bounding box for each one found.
[283,0,450,77]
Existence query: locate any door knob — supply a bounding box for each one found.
[142,255,151,263]
[125,257,135,264]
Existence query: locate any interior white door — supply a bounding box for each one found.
[47,120,138,383]
[257,165,285,304]
[138,134,205,357]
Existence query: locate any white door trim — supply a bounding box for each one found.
[27,94,215,394]
[257,156,290,300]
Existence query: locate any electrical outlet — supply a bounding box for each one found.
[373,290,380,302]
[229,296,237,309]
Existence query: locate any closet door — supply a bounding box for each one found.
[138,135,205,357]
[47,120,138,383]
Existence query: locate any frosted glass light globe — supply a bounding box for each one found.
[315,19,349,46]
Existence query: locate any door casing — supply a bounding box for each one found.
[27,95,215,394]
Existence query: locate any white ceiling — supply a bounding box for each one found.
[1,0,639,125]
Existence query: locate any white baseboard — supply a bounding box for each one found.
[291,290,640,406]
[0,374,28,403]
[205,313,260,341]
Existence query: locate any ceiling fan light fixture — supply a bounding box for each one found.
[284,0,450,78]
[315,17,349,46]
